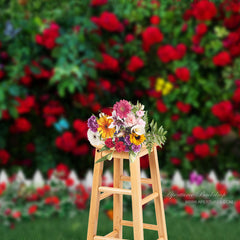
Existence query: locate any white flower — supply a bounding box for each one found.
[87,129,104,146]
[137,118,146,127]
[131,125,145,135]
[125,113,137,127]
[136,110,145,117]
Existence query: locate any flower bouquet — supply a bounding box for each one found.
[87,100,167,163]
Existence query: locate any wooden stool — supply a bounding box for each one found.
[87,145,168,240]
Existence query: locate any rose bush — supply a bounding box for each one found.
[0,0,240,178]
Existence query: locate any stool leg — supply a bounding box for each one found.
[87,150,104,240]
[149,147,168,240]
[113,158,123,238]
[129,157,144,240]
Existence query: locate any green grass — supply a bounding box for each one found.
[0,210,239,240]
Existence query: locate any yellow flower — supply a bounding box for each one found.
[155,78,165,91]
[155,78,173,96]
[130,133,146,146]
[97,115,115,139]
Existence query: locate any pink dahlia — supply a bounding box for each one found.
[113,100,132,119]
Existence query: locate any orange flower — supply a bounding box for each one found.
[97,115,115,139]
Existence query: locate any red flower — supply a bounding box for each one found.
[233,88,240,103]
[98,11,122,32]
[210,209,218,216]
[193,0,217,21]
[156,100,168,113]
[176,101,191,114]
[163,197,177,206]
[185,152,195,162]
[97,53,119,71]
[142,26,163,51]
[115,141,125,152]
[16,96,35,114]
[0,70,5,79]
[194,143,210,158]
[211,100,233,121]
[0,149,10,165]
[140,155,149,169]
[196,23,208,36]
[216,124,231,136]
[12,211,21,219]
[0,182,6,196]
[216,183,227,196]
[45,196,60,205]
[170,157,181,165]
[235,200,240,214]
[192,126,206,140]
[150,16,160,25]
[176,43,187,59]
[105,138,115,148]
[125,34,134,43]
[20,75,32,85]
[175,67,190,82]
[26,143,35,153]
[12,118,32,133]
[127,56,144,72]
[73,144,89,156]
[201,211,210,219]
[65,178,74,187]
[36,23,60,49]
[28,205,38,215]
[157,45,177,63]
[91,0,107,6]
[55,132,77,152]
[185,205,194,215]
[213,51,231,66]
[205,126,216,139]
[73,119,88,139]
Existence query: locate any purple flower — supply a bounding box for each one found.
[190,172,204,185]
[131,144,141,153]
[124,145,130,152]
[87,115,98,132]
[125,135,131,146]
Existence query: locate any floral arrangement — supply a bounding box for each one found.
[87,100,167,162]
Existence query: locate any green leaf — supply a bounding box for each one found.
[95,152,113,164]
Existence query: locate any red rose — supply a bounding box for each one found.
[185,152,195,162]
[157,45,177,63]
[125,34,134,43]
[176,43,187,59]
[156,100,168,113]
[73,144,89,155]
[176,101,191,114]
[213,51,231,66]
[150,16,160,25]
[28,205,38,215]
[216,124,231,136]
[170,157,181,165]
[191,45,204,54]
[98,11,122,32]
[127,56,144,72]
[65,178,74,187]
[194,143,210,158]
[20,75,32,85]
[185,205,194,215]
[233,88,240,103]
[142,26,163,52]
[205,126,216,139]
[115,141,125,152]
[193,0,217,21]
[235,200,240,214]
[98,53,119,71]
[12,211,21,219]
[16,96,35,114]
[55,132,77,152]
[73,119,88,139]
[175,67,190,82]
[216,183,227,196]
[0,149,10,164]
[192,126,206,140]
[13,118,32,132]
[201,212,210,219]
[26,143,35,153]
[0,70,5,79]
[211,100,233,121]
[105,138,115,148]
[196,23,208,35]
[45,196,60,205]
[172,132,181,141]
[91,0,108,6]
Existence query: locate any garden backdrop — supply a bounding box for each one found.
[0,0,240,240]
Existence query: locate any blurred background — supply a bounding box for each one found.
[0,0,240,239]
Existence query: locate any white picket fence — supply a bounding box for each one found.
[0,169,239,190]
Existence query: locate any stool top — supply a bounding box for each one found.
[94,144,157,160]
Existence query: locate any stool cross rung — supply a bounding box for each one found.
[105,230,118,237]
[142,192,159,205]
[94,236,127,240]
[120,220,158,231]
[120,175,152,185]
[99,186,132,195]
[99,192,113,201]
